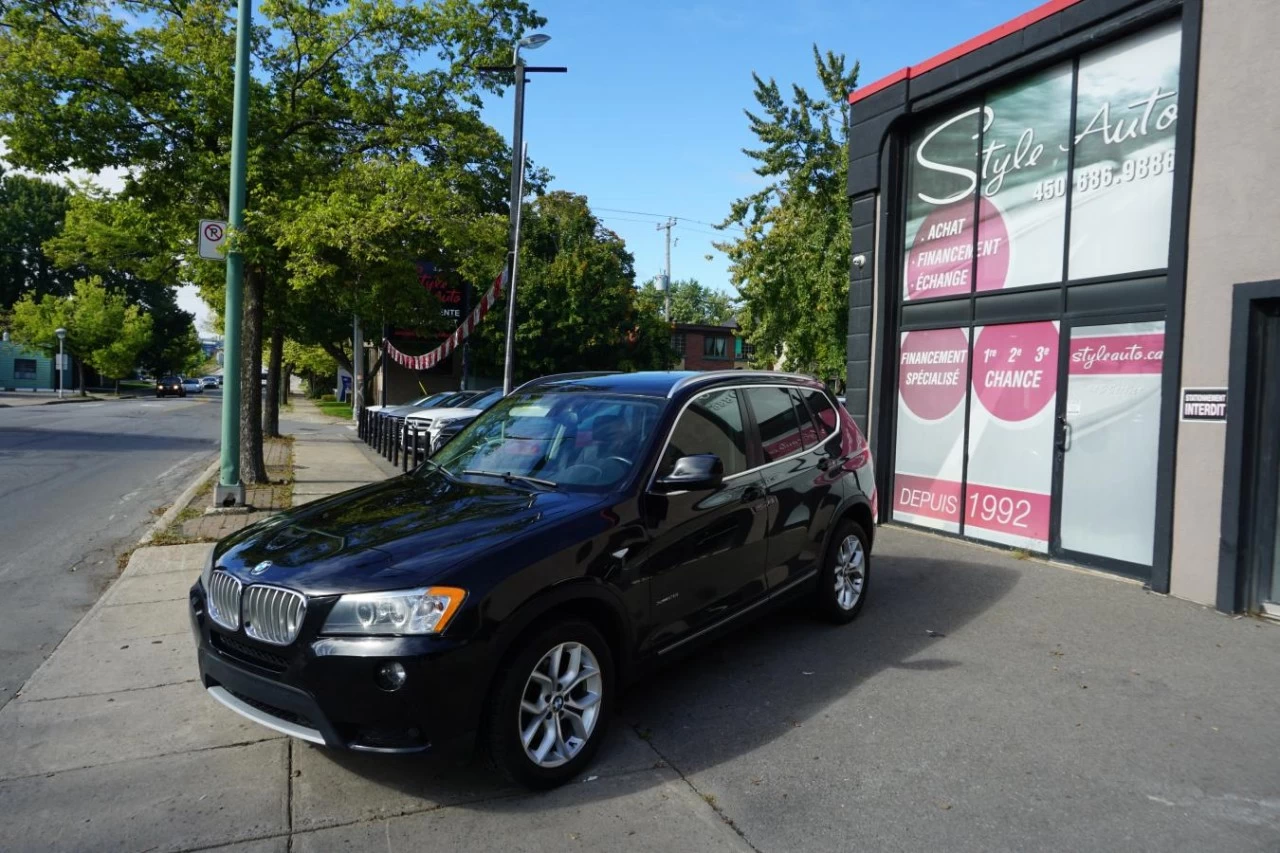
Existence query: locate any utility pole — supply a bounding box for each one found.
[657,218,676,321]
[215,0,251,508]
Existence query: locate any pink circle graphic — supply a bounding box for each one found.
[898,328,969,421]
[905,198,1009,300]
[972,322,1058,422]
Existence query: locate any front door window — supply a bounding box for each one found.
[1057,320,1166,569]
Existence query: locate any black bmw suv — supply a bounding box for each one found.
[190,371,876,788]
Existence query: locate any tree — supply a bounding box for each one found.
[465,191,675,380]
[718,47,858,379]
[9,276,152,393]
[273,155,511,406]
[0,0,542,483]
[636,277,736,326]
[0,171,74,307]
[282,339,336,397]
[42,192,201,376]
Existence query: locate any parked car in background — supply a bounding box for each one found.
[181,376,203,394]
[405,387,505,456]
[192,370,875,788]
[381,390,480,420]
[364,390,460,417]
[201,376,220,390]
[155,376,185,398]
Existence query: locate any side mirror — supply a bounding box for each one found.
[655,454,724,492]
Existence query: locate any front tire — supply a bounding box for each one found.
[484,620,614,789]
[816,519,870,623]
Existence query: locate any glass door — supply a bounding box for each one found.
[1052,318,1166,576]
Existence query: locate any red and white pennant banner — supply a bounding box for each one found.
[383,268,506,372]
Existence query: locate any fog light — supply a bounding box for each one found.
[375,661,407,691]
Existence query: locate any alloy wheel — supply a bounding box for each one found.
[518,641,603,768]
[834,534,866,610]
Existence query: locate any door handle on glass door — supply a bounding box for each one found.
[1057,416,1073,452]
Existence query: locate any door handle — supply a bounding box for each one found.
[741,485,764,503]
[1056,416,1072,452]
[817,457,832,471]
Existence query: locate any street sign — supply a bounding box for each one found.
[198,219,227,261]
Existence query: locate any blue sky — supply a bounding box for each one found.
[477,0,1043,299]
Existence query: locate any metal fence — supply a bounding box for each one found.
[357,406,428,473]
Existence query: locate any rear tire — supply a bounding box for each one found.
[484,619,614,790]
[816,519,870,623]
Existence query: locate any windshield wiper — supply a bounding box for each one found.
[463,469,559,490]
[417,459,458,481]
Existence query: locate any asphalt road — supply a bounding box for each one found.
[0,392,220,709]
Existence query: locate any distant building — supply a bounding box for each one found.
[0,339,54,391]
[670,321,754,371]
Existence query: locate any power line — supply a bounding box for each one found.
[593,206,745,232]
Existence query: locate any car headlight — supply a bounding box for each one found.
[321,587,466,636]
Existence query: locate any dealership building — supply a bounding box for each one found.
[843,0,1279,614]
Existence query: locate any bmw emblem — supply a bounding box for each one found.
[250,560,273,576]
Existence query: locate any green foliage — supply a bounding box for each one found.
[719,47,858,378]
[0,171,74,307]
[0,0,545,363]
[466,192,675,379]
[636,277,736,326]
[10,276,152,379]
[42,191,199,375]
[319,393,337,403]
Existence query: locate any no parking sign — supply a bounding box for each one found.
[198,220,227,261]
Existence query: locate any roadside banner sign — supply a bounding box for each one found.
[198,220,227,261]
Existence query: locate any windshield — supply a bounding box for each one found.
[469,388,503,410]
[408,393,448,408]
[428,391,664,491]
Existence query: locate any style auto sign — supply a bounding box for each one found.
[905,20,1180,300]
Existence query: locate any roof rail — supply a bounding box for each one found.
[666,370,819,398]
[511,371,621,394]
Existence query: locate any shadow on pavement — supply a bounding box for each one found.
[312,542,1019,809]
[0,427,217,454]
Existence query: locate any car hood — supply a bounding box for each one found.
[214,473,601,595]
[415,406,483,424]
[403,405,477,422]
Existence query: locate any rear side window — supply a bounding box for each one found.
[790,389,822,449]
[743,387,806,462]
[798,387,838,440]
[660,390,748,477]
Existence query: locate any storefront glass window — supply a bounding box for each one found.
[964,321,1059,550]
[1068,20,1182,280]
[903,105,980,302]
[976,65,1073,291]
[892,328,969,532]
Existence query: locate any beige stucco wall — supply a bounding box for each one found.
[1169,0,1280,604]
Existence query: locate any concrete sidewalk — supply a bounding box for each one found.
[0,409,748,853]
[1,407,1276,852]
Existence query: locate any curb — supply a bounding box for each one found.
[139,458,221,546]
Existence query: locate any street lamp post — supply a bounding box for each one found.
[480,35,565,395]
[216,0,252,508]
[55,327,66,399]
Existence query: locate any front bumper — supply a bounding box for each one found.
[190,582,489,754]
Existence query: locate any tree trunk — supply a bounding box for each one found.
[264,326,284,438]
[240,267,269,485]
[77,360,86,396]
[114,378,120,396]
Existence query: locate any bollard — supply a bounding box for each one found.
[393,420,400,467]
[402,422,410,472]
